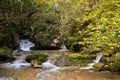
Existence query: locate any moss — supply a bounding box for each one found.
[68,53,93,62]
[67,53,94,66]
[25,52,48,63]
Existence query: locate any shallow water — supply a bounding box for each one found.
[0,51,120,80]
[0,67,38,80]
[37,70,120,80]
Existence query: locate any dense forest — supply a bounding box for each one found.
[0,0,120,72]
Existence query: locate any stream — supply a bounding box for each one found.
[0,51,120,80]
[0,40,120,80]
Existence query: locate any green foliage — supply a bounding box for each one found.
[0,46,12,56]
[0,0,120,58]
[25,52,48,62]
[61,0,120,56]
[68,53,93,63]
[0,27,19,48]
[108,61,120,72]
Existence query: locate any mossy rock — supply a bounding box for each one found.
[31,60,42,68]
[93,63,105,71]
[25,52,48,63]
[68,53,93,62]
[67,53,94,66]
[100,56,108,63]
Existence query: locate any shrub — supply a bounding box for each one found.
[108,61,120,72]
[0,46,12,55]
[0,46,15,61]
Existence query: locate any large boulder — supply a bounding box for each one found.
[25,52,48,68]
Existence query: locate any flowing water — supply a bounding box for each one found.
[0,39,36,80]
[36,53,61,80]
[19,39,35,51]
[59,43,68,51]
[35,53,120,80]
[0,50,120,80]
[1,41,120,80]
[0,55,31,69]
[13,39,35,52]
[80,54,103,69]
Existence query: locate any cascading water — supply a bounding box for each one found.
[0,55,31,69]
[59,43,68,51]
[13,39,35,52]
[80,54,103,69]
[19,39,35,51]
[36,54,61,80]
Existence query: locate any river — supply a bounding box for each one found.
[0,40,120,80]
[0,51,120,80]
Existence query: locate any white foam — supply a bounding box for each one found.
[80,54,103,69]
[19,39,35,51]
[0,56,31,69]
[59,43,68,51]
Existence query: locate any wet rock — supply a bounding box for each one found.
[31,60,41,68]
[93,63,104,71]
[55,55,68,66]
[100,56,108,63]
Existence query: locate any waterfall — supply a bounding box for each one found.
[59,43,68,51]
[80,54,103,69]
[13,39,35,52]
[93,54,103,63]
[41,54,60,70]
[19,39,35,51]
[36,54,61,80]
[0,55,31,69]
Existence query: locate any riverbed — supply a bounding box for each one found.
[0,67,38,80]
[0,50,120,80]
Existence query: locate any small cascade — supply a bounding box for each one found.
[0,55,31,69]
[42,61,57,70]
[59,43,68,51]
[36,54,61,80]
[19,39,35,51]
[41,54,60,70]
[81,54,103,69]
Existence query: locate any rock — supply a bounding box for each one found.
[104,65,109,70]
[31,60,41,68]
[100,56,108,63]
[93,63,104,71]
